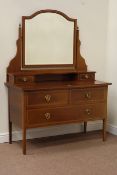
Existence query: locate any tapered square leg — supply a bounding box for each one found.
[84,122,87,133]
[9,121,12,144]
[22,128,26,155]
[103,119,107,141]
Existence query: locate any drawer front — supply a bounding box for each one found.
[27,90,68,107]
[78,73,95,81]
[26,103,106,126]
[27,107,75,126]
[70,87,106,104]
[78,103,106,120]
[15,76,34,83]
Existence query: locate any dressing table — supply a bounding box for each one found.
[5,9,111,154]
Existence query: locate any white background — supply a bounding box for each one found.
[0,0,113,139]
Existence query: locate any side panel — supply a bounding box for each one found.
[8,87,24,128]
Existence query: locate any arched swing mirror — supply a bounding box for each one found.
[22,10,77,72]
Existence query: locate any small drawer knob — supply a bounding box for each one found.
[85,74,89,79]
[45,113,51,120]
[45,95,51,103]
[23,77,28,82]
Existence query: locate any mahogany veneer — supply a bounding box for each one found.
[5,10,111,154]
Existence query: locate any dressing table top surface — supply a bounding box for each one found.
[5,80,111,91]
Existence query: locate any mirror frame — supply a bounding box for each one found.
[22,9,77,72]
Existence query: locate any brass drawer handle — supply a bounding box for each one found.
[85,93,91,99]
[85,109,91,115]
[45,113,51,120]
[45,94,51,103]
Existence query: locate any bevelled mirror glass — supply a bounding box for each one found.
[22,10,77,71]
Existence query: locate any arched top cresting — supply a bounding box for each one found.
[22,9,77,23]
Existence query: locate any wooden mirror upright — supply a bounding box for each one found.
[5,9,111,154]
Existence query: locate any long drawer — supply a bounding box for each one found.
[70,87,107,104]
[27,90,68,107]
[26,103,106,127]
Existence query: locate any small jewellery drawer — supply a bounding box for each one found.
[26,103,106,126]
[27,90,68,107]
[70,87,106,104]
[79,73,95,81]
[15,76,34,83]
